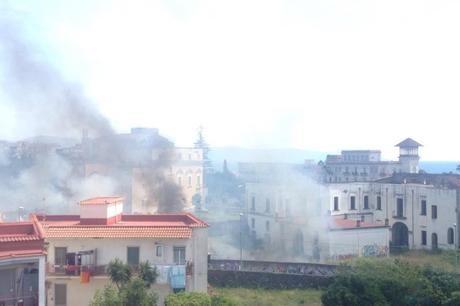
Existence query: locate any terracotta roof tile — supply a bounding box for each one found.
[42,226,192,239]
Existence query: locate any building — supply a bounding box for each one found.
[323,138,422,183]
[34,196,208,306]
[327,216,390,259]
[328,173,460,251]
[243,149,460,261]
[0,220,46,306]
[58,128,205,212]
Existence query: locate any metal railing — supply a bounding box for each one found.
[47,263,107,276]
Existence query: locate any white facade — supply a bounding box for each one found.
[328,182,459,251]
[328,226,390,259]
[45,229,208,306]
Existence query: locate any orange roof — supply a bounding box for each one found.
[0,249,45,259]
[0,221,45,259]
[34,212,208,239]
[80,196,124,205]
[42,226,192,239]
[330,217,387,230]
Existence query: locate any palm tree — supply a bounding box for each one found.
[107,258,132,290]
[138,261,158,287]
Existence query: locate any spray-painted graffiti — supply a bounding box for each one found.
[361,244,389,257]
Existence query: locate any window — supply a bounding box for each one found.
[421,200,427,216]
[376,196,382,210]
[265,220,270,232]
[448,228,454,245]
[333,196,339,211]
[55,284,67,306]
[421,231,427,245]
[156,245,163,257]
[196,175,201,187]
[363,195,369,209]
[251,218,255,229]
[396,198,403,217]
[127,247,140,265]
[432,233,438,250]
[350,196,356,210]
[178,176,182,186]
[173,246,186,265]
[55,247,67,267]
[251,196,255,211]
[265,199,270,213]
[431,205,437,219]
[188,175,192,187]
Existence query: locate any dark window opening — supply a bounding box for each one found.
[431,205,437,219]
[127,247,140,266]
[333,196,339,211]
[421,200,427,216]
[421,230,427,245]
[396,198,403,217]
[350,196,356,210]
[448,228,454,245]
[376,196,382,210]
[364,195,369,209]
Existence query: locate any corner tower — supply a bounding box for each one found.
[396,138,422,173]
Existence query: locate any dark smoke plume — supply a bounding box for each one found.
[0,10,184,214]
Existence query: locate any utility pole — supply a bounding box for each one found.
[239,213,244,270]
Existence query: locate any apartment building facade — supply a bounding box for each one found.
[34,196,208,306]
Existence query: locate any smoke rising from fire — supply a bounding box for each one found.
[0,11,184,215]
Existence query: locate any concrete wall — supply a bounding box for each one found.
[328,227,390,259]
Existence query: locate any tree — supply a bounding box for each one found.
[122,278,158,306]
[107,258,132,289]
[91,259,158,306]
[138,261,158,287]
[194,126,212,173]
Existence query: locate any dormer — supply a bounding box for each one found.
[79,196,124,225]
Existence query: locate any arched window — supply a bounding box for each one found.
[448,228,454,245]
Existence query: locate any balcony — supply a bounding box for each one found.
[47,263,107,277]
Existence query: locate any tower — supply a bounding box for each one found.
[396,138,422,173]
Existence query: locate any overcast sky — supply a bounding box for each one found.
[1,0,460,160]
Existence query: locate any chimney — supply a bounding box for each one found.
[79,197,124,225]
[356,220,361,227]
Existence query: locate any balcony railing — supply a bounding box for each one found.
[47,263,107,276]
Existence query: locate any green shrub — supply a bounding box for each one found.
[322,259,460,306]
[165,292,211,306]
[211,295,238,306]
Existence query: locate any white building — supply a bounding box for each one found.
[35,196,208,306]
[244,168,460,262]
[328,173,460,251]
[323,138,422,183]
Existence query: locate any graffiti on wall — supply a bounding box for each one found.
[361,244,389,257]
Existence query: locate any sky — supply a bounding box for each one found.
[0,0,460,160]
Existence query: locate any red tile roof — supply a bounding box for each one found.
[0,249,45,259]
[34,212,208,239]
[43,226,192,239]
[80,196,124,205]
[0,221,45,259]
[329,217,387,230]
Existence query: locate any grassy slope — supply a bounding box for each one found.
[214,288,323,306]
